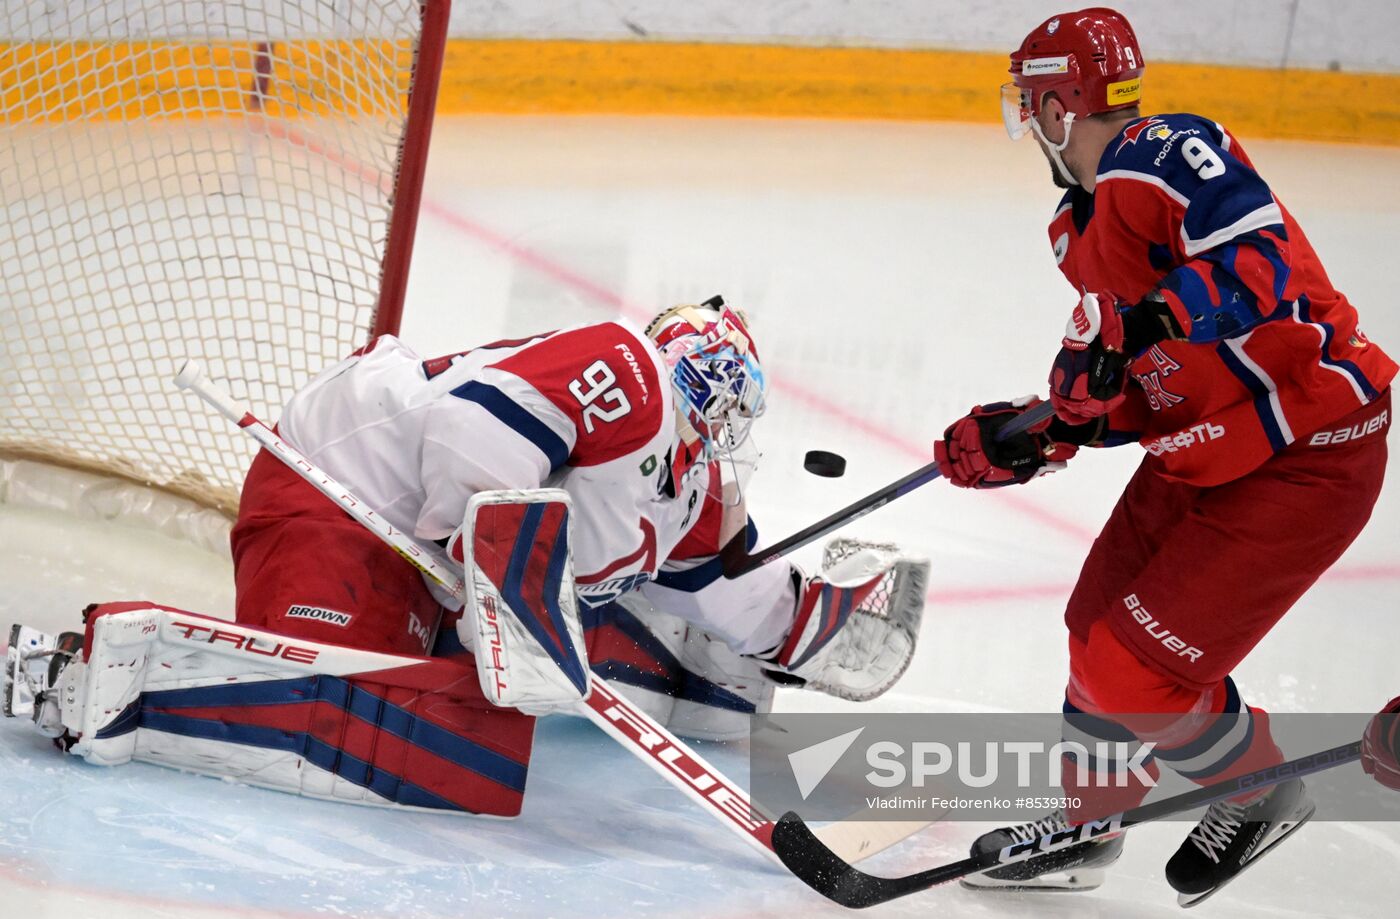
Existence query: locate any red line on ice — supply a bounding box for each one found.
[925,561,1400,607]
[267,115,1096,545]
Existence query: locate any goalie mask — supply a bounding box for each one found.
[645,296,767,500]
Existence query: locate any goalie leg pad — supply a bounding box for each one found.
[583,595,774,742]
[37,603,535,816]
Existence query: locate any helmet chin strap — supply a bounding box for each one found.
[1031,111,1079,187]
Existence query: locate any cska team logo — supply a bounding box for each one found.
[1116,116,1167,154]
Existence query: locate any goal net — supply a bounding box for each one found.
[0,1,447,525]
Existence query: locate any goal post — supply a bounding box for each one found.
[374,0,450,341]
[0,1,450,527]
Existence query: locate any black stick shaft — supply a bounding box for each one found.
[722,400,1057,577]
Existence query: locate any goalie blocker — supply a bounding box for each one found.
[450,490,591,714]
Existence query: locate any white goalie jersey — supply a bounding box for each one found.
[276,321,797,655]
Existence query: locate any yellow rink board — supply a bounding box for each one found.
[0,40,412,121]
[437,40,1400,146]
[3,37,1397,146]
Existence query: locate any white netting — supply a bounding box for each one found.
[0,1,435,517]
[822,536,902,618]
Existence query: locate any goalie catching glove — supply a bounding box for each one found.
[761,539,929,702]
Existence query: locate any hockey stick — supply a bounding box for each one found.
[721,400,1058,577]
[173,361,916,868]
[770,739,1362,908]
[812,815,944,865]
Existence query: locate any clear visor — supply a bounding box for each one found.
[717,435,762,509]
[1001,82,1033,141]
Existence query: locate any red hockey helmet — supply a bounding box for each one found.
[1002,7,1144,140]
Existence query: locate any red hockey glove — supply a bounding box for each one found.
[935,396,1078,489]
[1049,292,1134,426]
[1362,695,1400,791]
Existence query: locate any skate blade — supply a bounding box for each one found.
[961,867,1106,892]
[3,625,58,718]
[1177,802,1317,909]
[3,623,19,717]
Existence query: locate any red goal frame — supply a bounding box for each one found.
[373,0,452,339]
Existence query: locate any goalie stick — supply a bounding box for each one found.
[173,361,924,869]
[770,739,1361,909]
[722,400,1057,578]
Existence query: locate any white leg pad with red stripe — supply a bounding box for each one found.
[768,538,929,702]
[456,489,590,714]
[14,605,517,814]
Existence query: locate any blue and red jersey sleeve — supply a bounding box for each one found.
[1098,115,1292,343]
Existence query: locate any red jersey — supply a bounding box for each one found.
[1051,113,1396,485]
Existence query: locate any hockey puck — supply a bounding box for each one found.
[803,450,847,478]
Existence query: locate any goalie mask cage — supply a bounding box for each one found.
[0,1,449,525]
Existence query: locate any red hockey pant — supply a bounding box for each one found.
[231,447,536,816]
[1061,393,1389,818]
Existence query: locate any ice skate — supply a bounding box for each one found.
[961,810,1124,891]
[1166,778,1314,907]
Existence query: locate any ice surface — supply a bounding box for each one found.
[2,116,1398,917]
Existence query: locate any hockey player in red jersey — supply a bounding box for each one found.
[4,297,927,819]
[933,8,1396,905]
